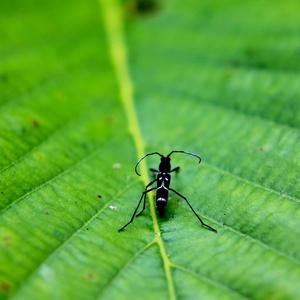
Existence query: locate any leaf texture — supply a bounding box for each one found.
[0,0,300,299]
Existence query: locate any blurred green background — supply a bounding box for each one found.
[0,0,300,299]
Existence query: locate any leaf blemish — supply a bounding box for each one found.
[39,265,55,281]
[109,205,117,210]
[126,0,160,17]
[3,236,12,247]
[32,119,39,127]
[97,195,102,199]
[259,147,264,151]
[1,282,10,292]
[105,117,113,125]
[113,163,121,169]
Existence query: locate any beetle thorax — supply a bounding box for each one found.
[159,157,171,173]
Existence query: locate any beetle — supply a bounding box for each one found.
[118,151,217,232]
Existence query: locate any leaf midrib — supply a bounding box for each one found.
[99,1,176,299]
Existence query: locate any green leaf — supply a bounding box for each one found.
[1,0,300,299]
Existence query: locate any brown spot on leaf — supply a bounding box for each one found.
[105,117,113,125]
[1,282,10,292]
[3,236,12,247]
[32,119,39,127]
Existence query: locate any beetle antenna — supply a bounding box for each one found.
[167,151,201,163]
[135,152,164,176]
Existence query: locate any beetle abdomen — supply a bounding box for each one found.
[156,197,167,218]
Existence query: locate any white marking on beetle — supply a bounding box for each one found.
[157,197,167,202]
[157,181,168,190]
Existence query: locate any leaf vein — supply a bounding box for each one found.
[0,146,103,215]
[185,209,300,265]
[9,180,139,298]
[94,240,156,300]
[171,263,249,300]
[202,162,300,203]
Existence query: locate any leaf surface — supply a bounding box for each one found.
[1,0,300,299]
